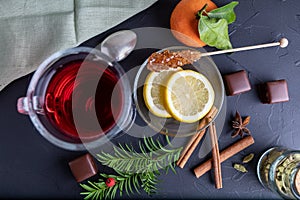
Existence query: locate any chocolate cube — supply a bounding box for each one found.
[258,79,289,104]
[69,153,98,182]
[223,70,251,96]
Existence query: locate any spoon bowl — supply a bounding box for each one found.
[100,30,137,62]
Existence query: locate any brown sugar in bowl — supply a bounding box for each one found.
[170,0,217,47]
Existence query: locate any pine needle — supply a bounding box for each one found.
[80,135,182,199]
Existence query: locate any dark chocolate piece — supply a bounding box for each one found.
[258,79,289,104]
[223,70,251,96]
[69,153,98,182]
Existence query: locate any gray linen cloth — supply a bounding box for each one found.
[0,0,156,91]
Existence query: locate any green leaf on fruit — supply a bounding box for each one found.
[207,1,239,24]
[197,1,239,50]
[199,16,232,50]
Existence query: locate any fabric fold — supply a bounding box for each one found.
[0,0,156,91]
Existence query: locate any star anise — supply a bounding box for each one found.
[231,111,251,138]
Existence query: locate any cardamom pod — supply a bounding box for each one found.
[233,163,248,173]
[242,153,254,163]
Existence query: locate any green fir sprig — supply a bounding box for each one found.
[97,136,181,174]
[80,171,147,199]
[80,136,182,199]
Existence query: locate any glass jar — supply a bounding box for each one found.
[257,147,300,199]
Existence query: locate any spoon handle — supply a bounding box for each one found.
[201,38,288,57]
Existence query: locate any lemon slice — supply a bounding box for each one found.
[143,68,182,118]
[165,70,215,123]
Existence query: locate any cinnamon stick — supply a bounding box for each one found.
[177,129,206,168]
[209,121,222,189]
[194,136,255,178]
[176,106,217,168]
[199,106,218,130]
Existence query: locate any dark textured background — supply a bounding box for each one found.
[1,0,300,198]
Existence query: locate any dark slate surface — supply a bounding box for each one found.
[1,0,300,198]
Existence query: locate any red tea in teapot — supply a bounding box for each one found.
[44,59,123,141]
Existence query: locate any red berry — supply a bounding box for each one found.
[105,177,116,187]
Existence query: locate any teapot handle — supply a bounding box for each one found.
[17,96,44,115]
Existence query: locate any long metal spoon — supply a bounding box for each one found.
[100,30,137,62]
